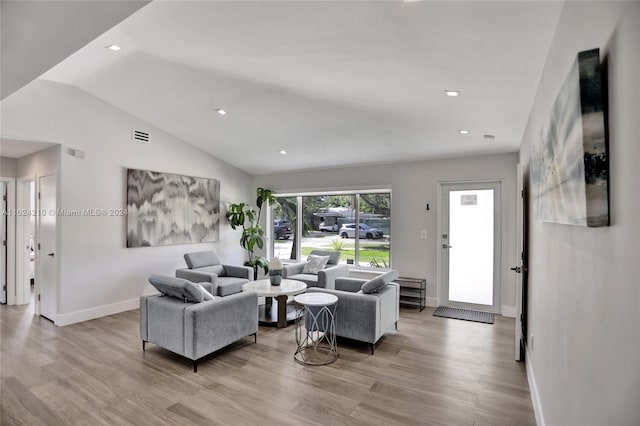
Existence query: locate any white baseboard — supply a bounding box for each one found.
[501,305,516,318]
[55,298,140,326]
[526,345,546,426]
[426,297,438,307]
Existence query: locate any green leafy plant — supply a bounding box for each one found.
[329,238,345,252]
[226,188,277,279]
[369,257,389,269]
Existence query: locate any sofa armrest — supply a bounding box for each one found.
[307,288,380,344]
[176,269,219,295]
[318,264,350,289]
[140,295,159,341]
[283,261,305,277]
[223,264,253,280]
[183,291,258,360]
[334,277,366,293]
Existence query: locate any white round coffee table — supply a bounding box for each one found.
[242,279,307,328]
[293,293,339,365]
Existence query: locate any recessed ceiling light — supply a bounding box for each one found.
[215,109,227,115]
[459,130,469,135]
[445,90,460,97]
[279,150,287,155]
[105,44,121,51]
[483,134,496,140]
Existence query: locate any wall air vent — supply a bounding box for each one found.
[132,129,150,143]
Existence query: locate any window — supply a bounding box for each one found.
[272,196,297,260]
[272,190,391,269]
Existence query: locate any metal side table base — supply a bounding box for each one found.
[294,293,338,366]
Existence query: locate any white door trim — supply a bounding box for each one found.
[438,179,503,313]
[16,175,36,305]
[0,177,16,305]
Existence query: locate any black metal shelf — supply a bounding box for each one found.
[396,277,426,312]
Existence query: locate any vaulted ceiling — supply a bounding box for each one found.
[39,1,563,175]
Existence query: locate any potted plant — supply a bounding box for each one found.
[226,187,276,280]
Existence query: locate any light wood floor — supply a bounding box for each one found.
[1,303,535,425]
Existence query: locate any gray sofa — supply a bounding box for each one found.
[282,250,349,289]
[308,269,399,354]
[140,274,258,372]
[176,251,253,297]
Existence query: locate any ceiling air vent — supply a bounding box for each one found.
[132,129,150,143]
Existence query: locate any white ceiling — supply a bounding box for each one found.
[40,1,563,175]
[0,137,58,159]
[0,0,149,100]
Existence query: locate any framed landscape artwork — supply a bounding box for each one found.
[532,48,609,227]
[126,168,220,247]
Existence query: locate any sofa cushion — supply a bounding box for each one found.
[309,250,340,265]
[184,251,221,269]
[302,254,331,274]
[361,270,400,294]
[148,274,204,303]
[197,265,225,276]
[216,277,248,297]
[288,273,320,287]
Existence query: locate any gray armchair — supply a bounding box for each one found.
[282,250,349,289]
[140,274,258,372]
[308,269,399,354]
[176,251,253,296]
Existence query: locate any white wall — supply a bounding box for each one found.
[0,156,18,177]
[518,2,640,425]
[1,79,253,324]
[254,153,518,314]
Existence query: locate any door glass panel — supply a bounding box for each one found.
[448,189,494,305]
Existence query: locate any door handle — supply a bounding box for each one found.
[442,244,452,249]
[510,266,521,273]
[47,252,55,257]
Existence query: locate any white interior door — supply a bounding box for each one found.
[440,181,501,313]
[38,174,57,321]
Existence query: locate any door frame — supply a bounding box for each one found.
[0,177,16,305]
[16,175,36,306]
[437,179,503,313]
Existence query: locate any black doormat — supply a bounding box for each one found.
[433,306,494,324]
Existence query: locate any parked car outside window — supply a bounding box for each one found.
[339,223,383,239]
[318,222,338,232]
[274,219,293,240]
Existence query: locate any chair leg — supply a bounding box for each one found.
[142,340,146,351]
[193,359,198,373]
[370,343,375,355]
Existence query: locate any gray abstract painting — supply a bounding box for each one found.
[127,169,220,247]
[532,48,609,227]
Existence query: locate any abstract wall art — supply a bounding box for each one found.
[532,48,609,227]
[126,169,220,247]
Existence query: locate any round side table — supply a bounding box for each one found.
[293,293,338,366]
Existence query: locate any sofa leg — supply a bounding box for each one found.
[395,321,398,331]
[142,340,146,351]
[370,343,375,355]
[193,360,198,373]
[253,332,257,344]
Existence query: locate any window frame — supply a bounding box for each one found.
[269,188,392,269]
